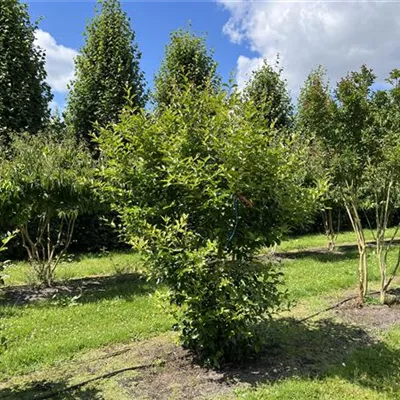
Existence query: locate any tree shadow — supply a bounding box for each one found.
[0,272,158,308]
[0,379,103,399]
[218,318,400,396]
[275,246,358,263]
[276,238,400,264]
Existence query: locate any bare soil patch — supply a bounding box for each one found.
[335,302,400,330]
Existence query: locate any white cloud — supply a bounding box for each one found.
[219,0,400,97]
[236,55,263,90]
[34,29,77,93]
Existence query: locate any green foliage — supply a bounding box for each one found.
[318,65,400,302]
[0,233,13,255]
[98,83,321,365]
[153,28,220,108]
[297,66,336,144]
[297,67,338,249]
[0,132,96,284]
[297,66,336,185]
[0,0,52,137]
[65,0,146,147]
[0,231,15,284]
[334,65,376,170]
[243,58,293,130]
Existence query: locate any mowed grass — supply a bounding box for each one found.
[281,248,386,301]
[3,251,142,286]
[0,253,173,378]
[277,226,399,252]
[236,326,400,400]
[236,229,400,400]
[1,230,400,400]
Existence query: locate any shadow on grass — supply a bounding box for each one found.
[275,246,358,263]
[0,379,103,399]
[219,318,400,396]
[0,272,157,308]
[276,238,400,264]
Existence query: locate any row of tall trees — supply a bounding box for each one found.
[297,66,400,305]
[0,0,294,147]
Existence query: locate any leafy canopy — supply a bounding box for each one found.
[243,58,293,130]
[153,28,220,108]
[0,132,96,284]
[0,0,52,137]
[66,0,146,147]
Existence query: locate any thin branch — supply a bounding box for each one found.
[51,217,76,275]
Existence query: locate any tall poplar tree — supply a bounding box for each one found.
[0,0,52,137]
[243,59,293,130]
[66,0,146,147]
[154,28,220,108]
[297,67,337,249]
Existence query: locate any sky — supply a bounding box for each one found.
[24,0,400,111]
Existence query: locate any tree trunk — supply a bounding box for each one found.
[345,201,367,305]
[323,209,335,251]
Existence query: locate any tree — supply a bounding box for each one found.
[333,65,376,303]
[331,65,400,304]
[297,66,338,249]
[153,28,220,108]
[243,58,293,130]
[97,82,322,366]
[359,70,400,304]
[0,132,96,285]
[0,0,52,137]
[65,0,146,148]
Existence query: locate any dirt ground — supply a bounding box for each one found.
[335,301,400,330]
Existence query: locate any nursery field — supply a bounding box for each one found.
[0,230,399,400]
[3,1,400,399]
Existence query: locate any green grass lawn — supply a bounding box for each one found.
[3,250,142,286]
[281,247,385,301]
[277,226,399,252]
[236,325,400,400]
[0,231,399,399]
[0,252,173,378]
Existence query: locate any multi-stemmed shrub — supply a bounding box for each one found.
[98,82,321,366]
[0,132,95,285]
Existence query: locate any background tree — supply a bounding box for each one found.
[243,58,293,130]
[297,66,338,249]
[153,28,220,108]
[359,70,400,304]
[0,132,95,285]
[0,0,52,137]
[98,81,322,366]
[333,65,376,303]
[65,0,146,148]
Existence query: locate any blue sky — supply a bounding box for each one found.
[25,1,400,111]
[26,0,255,110]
